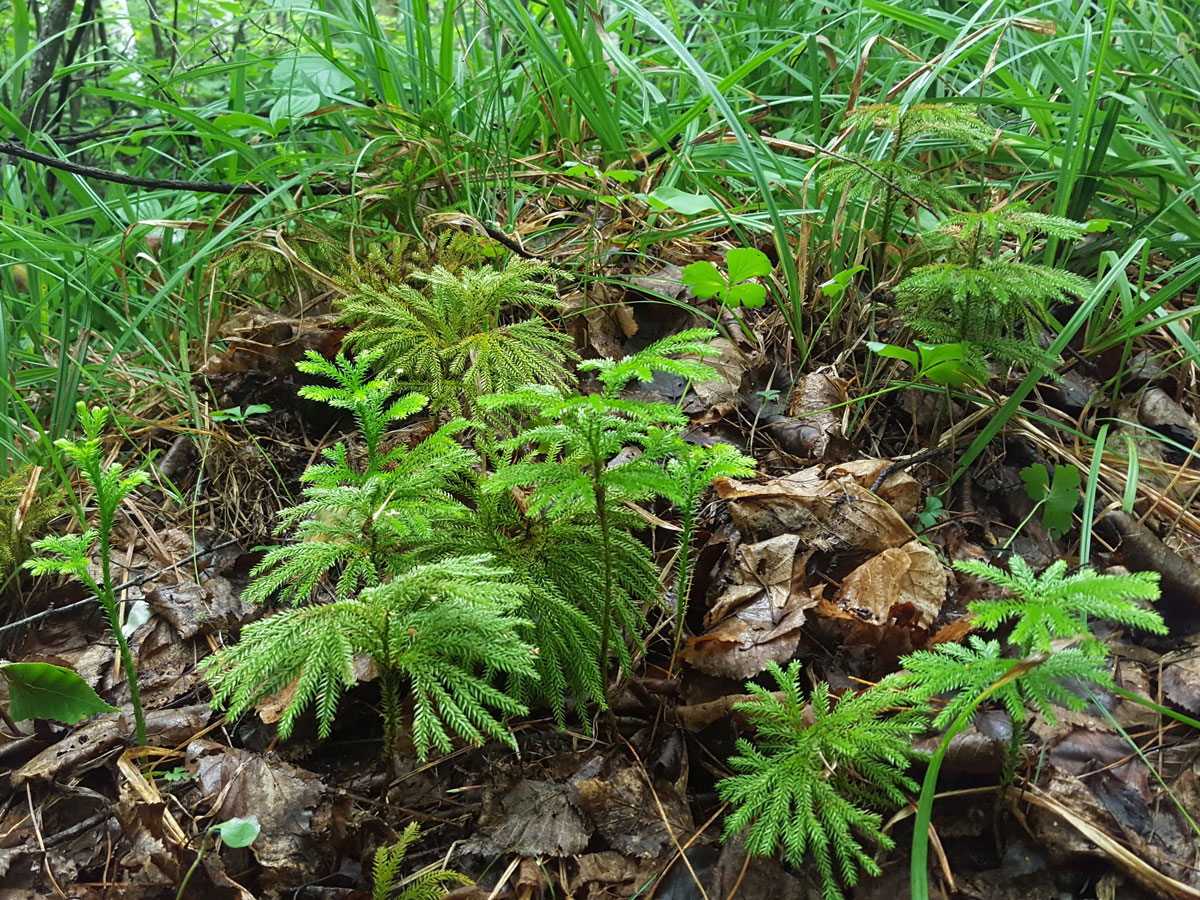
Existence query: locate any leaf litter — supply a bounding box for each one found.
[4,237,1200,900]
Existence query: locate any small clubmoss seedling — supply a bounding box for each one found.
[25,404,150,745]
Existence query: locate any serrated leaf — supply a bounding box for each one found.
[605,168,641,184]
[681,260,726,298]
[726,247,771,284]
[562,161,601,179]
[1020,463,1050,502]
[1,662,118,723]
[726,282,767,308]
[213,816,260,847]
[1044,464,1081,538]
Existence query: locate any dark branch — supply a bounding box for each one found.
[0,140,352,196]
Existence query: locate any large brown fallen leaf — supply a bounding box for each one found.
[835,539,946,627]
[568,756,693,859]
[186,739,353,893]
[462,778,590,857]
[681,535,819,679]
[715,470,915,551]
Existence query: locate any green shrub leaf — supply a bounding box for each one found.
[1,662,118,723]
[213,816,260,848]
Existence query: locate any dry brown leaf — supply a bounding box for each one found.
[682,536,818,679]
[783,372,849,458]
[1161,653,1200,716]
[827,458,921,517]
[463,779,590,857]
[836,539,946,627]
[716,471,915,551]
[187,739,352,890]
[689,337,752,422]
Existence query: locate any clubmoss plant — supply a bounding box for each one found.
[372,822,471,900]
[717,661,926,900]
[896,203,1092,367]
[481,329,722,698]
[25,404,150,745]
[244,350,476,605]
[824,102,993,251]
[338,257,576,417]
[203,556,536,761]
[413,477,661,725]
[898,557,1166,899]
[660,441,756,671]
[721,557,1166,900]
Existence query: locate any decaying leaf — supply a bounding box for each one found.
[715,469,916,551]
[681,535,818,679]
[569,756,693,859]
[463,779,590,857]
[687,337,753,422]
[1161,652,1200,716]
[780,372,850,459]
[835,539,946,627]
[186,740,353,890]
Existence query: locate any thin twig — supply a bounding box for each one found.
[0,140,351,195]
[0,539,241,636]
[870,446,953,495]
[812,144,940,215]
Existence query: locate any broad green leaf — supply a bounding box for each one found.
[648,186,719,215]
[270,91,321,127]
[725,247,771,284]
[1020,463,1051,502]
[820,265,867,300]
[867,341,920,367]
[1,662,118,723]
[913,342,986,388]
[605,168,641,184]
[1044,464,1082,538]
[213,816,260,848]
[271,54,353,97]
[563,161,601,179]
[681,260,726,298]
[727,282,767,308]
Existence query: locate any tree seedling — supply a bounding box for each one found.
[683,247,772,309]
[1019,462,1081,539]
[175,816,260,900]
[25,404,151,745]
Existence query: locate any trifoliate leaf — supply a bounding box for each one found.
[725,247,771,284]
[1044,464,1081,538]
[1021,463,1050,501]
[1021,463,1080,538]
[726,282,767,308]
[1,662,118,723]
[681,260,725,298]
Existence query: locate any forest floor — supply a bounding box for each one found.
[3,216,1200,900]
